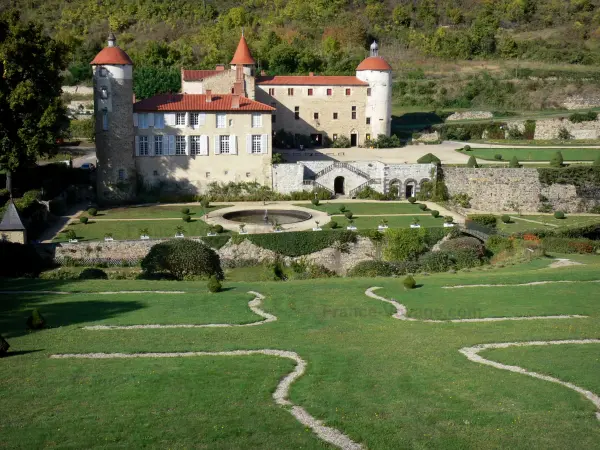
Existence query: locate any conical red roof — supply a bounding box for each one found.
[356,56,391,71]
[230,35,255,65]
[90,47,133,65]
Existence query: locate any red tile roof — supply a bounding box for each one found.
[134,94,275,112]
[230,35,255,65]
[256,76,368,86]
[90,47,133,65]
[182,70,223,81]
[356,56,392,71]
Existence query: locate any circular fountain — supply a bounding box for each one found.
[222,209,312,225]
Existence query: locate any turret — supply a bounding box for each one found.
[230,32,256,77]
[356,41,392,137]
[90,32,136,202]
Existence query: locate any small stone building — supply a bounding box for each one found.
[0,200,26,244]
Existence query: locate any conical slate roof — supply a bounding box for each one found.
[0,200,26,231]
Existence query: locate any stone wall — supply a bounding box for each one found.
[507,117,600,140]
[444,167,597,213]
[562,95,600,110]
[446,111,493,121]
[43,236,377,275]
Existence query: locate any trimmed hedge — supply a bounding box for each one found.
[417,153,441,164]
[78,268,108,279]
[467,214,497,228]
[348,260,420,277]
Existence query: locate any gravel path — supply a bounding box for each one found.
[459,340,600,421]
[365,287,588,322]
[50,350,363,450]
[83,291,277,330]
[442,280,600,289]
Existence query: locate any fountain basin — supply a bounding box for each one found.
[222,209,312,225]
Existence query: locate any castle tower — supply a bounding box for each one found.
[230,32,256,77]
[90,32,136,202]
[355,41,393,137]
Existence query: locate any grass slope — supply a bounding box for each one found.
[1,260,599,449]
[461,148,600,162]
[96,205,230,219]
[297,202,425,215]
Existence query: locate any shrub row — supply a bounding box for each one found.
[466,214,497,228]
[541,237,599,254]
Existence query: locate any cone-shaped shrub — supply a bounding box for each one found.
[207,275,222,293]
[26,308,45,330]
[0,335,9,356]
[467,156,479,168]
[403,275,416,290]
[550,151,564,168]
[431,210,440,218]
[594,154,600,166]
[509,156,520,168]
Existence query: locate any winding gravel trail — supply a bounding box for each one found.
[83,291,276,330]
[459,340,600,421]
[50,350,363,450]
[365,287,588,322]
[442,280,600,289]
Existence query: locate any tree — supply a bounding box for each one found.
[0,11,67,192]
[467,156,479,168]
[509,156,520,168]
[133,67,181,100]
[550,151,564,168]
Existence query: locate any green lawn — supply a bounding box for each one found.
[1,260,599,449]
[296,202,425,215]
[95,204,230,219]
[498,215,600,233]
[53,218,226,242]
[333,214,445,229]
[458,147,600,162]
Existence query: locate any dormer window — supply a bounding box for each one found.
[101,87,108,99]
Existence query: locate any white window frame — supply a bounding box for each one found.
[219,135,230,154]
[216,113,227,129]
[251,135,262,154]
[138,113,148,130]
[139,136,149,156]
[154,135,164,155]
[190,113,200,127]
[251,113,262,128]
[175,113,186,127]
[175,135,186,155]
[190,136,202,155]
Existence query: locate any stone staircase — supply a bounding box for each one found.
[314,161,371,181]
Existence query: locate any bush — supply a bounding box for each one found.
[445,216,454,224]
[79,216,89,224]
[403,275,416,289]
[418,204,427,211]
[0,242,46,277]
[348,260,411,277]
[554,211,566,219]
[271,259,286,281]
[557,127,572,140]
[181,207,190,214]
[431,210,440,218]
[407,197,416,204]
[467,214,497,228]
[87,208,98,216]
[0,335,9,356]
[494,154,503,160]
[542,237,597,254]
[238,230,357,257]
[440,237,484,254]
[466,156,479,168]
[344,211,353,219]
[311,198,320,206]
[463,145,471,151]
[326,220,338,229]
[141,239,224,280]
[486,235,514,253]
[78,268,108,280]
[383,228,428,261]
[200,198,210,209]
[501,214,511,223]
[509,156,520,168]
[182,214,191,222]
[338,205,346,213]
[26,308,45,330]
[207,275,222,292]
[418,251,454,272]
[332,135,351,148]
[417,153,441,164]
[451,248,484,269]
[569,111,597,123]
[213,224,224,233]
[550,151,564,168]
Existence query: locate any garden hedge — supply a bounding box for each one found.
[467,214,497,228]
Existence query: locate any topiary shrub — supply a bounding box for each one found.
[417,153,441,164]
[554,211,566,219]
[0,335,9,356]
[463,145,471,151]
[311,198,320,206]
[550,151,564,168]
[142,239,224,280]
[509,156,520,168]
[338,205,346,213]
[182,214,191,222]
[79,216,89,224]
[466,155,479,168]
[467,214,497,228]
[431,210,440,218]
[79,268,108,280]
[207,275,222,292]
[213,224,224,233]
[87,207,98,216]
[418,251,454,272]
[494,154,503,160]
[181,207,190,214]
[445,216,454,224]
[200,198,210,209]
[408,197,416,204]
[326,220,338,229]
[26,308,45,330]
[418,203,427,211]
[403,275,416,290]
[344,211,353,219]
[271,259,287,281]
[501,214,511,223]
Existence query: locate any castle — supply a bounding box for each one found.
[92,33,433,202]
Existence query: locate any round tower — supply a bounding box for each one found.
[90,32,136,202]
[356,41,392,138]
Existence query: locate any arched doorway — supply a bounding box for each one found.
[405,180,416,198]
[388,179,401,199]
[334,176,345,195]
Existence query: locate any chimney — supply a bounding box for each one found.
[206,90,212,102]
[231,94,240,109]
[260,70,266,76]
[216,64,225,71]
[233,81,243,96]
[309,72,314,77]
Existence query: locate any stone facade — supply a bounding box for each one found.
[182,70,256,100]
[562,95,600,110]
[506,117,600,140]
[0,230,25,244]
[444,167,598,213]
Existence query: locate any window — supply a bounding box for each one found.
[366,133,371,141]
[366,117,371,125]
[224,170,228,175]
[313,112,319,120]
[138,113,148,129]
[268,88,275,96]
[206,172,210,178]
[345,88,351,96]
[154,113,165,129]
[327,89,332,96]
[154,136,163,155]
[99,67,107,77]
[251,113,262,128]
[190,113,199,127]
[367,88,372,96]
[153,170,159,176]
[333,112,338,120]
[176,113,186,126]
[102,109,108,131]
[352,106,357,120]
[333,134,338,141]
[287,88,294,96]
[139,136,149,156]
[190,136,201,155]
[294,106,299,120]
[272,114,276,124]
[252,135,263,154]
[308,88,313,96]
[246,172,251,177]
[216,113,226,129]
[101,87,108,99]
[175,136,186,155]
[118,169,125,181]
[219,135,230,154]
